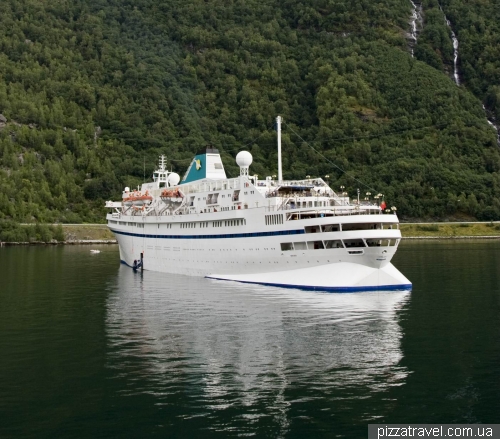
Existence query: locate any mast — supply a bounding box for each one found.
[276,115,282,182]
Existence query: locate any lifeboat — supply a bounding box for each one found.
[123,190,153,206]
[160,189,183,199]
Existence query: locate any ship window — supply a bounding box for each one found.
[207,193,219,205]
[324,240,343,249]
[322,224,339,232]
[305,226,319,233]
[293,242,307,250]
[214,163,222,169]
[370,239,398,247]
[307,241,325,250]
[343,239,366,248]
[281,243,294,251]
[342,223,376,231]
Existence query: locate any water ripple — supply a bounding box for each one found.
[105,266,410,435]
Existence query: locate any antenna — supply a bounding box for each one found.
[143,154,145,183]
[276,115,282,182]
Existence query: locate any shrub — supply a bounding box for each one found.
[416,224,439,232]
[53,224,66,242]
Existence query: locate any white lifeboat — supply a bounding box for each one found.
[160,188,183,200]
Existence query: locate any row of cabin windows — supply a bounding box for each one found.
[115,221,145,228]
[288,200,331,208]
[281,238,399,251]
[304,223,397,233]
[224,219,246,227]
[113,219,246,229]
[182,221,243,228]
[265,214,284,226]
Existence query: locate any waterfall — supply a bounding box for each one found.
[445,17,460,85]
[440,5,460,85]
[483,105,500,146]
[408,0,423,57]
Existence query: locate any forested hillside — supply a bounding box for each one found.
[0,0,499,228]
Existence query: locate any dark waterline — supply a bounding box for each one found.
[0,242,499,438]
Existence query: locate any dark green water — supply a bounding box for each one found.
[0,241,499,438]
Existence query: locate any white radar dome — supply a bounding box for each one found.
[167,173,180,186]
[236,151,253,168]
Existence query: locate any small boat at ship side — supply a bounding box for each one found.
[122,190,153,206]
[105,117,411,292]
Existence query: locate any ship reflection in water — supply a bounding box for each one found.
[106,266,410,434]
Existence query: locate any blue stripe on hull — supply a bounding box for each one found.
[111,229,304,240]
[205,276,412,293]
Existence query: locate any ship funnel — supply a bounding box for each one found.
[181,147,227,184]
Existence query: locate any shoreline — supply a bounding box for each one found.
[2,237,500,247]
[0,240,117,246]
[1,223,500,246]
[403,235,500,240]
[2,236,500,246]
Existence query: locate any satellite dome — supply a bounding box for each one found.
[236,151,253,168]
[167,173,180,186]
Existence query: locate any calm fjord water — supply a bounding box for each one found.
[0,241,499,438]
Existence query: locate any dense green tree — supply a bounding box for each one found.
[0,0,498,225]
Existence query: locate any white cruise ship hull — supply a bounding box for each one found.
[111,216,411,293]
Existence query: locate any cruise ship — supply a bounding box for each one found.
[106,117,411,292]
